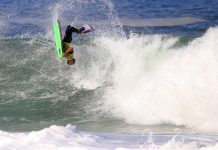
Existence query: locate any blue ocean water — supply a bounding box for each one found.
[1,0,218,36]
[1,0,218,149]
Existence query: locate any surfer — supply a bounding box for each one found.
[62,25,85,65]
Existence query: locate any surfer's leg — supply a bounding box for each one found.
[63,25,85,43]
[63,25,78,43]
[70,26,85,34]
[78,27,85,33]
[70,26,80,33]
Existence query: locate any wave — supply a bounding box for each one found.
[1,27,218,133]
[120,17,206,27]
[1,0,218,134]
[0,124,217,150]
[97,27,218,133]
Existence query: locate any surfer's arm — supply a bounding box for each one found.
[63,47,74,57]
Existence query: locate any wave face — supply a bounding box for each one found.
[1,27,218,134]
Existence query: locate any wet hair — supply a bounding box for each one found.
[72,58,76,64]
[67,58,76,65]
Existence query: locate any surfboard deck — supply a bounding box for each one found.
[53,20,63,60]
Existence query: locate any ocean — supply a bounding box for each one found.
[0,0,218,149]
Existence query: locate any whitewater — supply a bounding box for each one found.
[0,0,218,149]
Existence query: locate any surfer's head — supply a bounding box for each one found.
[67,58,76,65]
[65,50,75,65]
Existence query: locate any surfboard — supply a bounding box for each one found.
[53,20,63,60]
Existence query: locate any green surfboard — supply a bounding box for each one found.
[53,20,63,59]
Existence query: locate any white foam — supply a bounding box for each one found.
[0,125,93,150]
[96,27,218,133]
[0,124,217,150]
